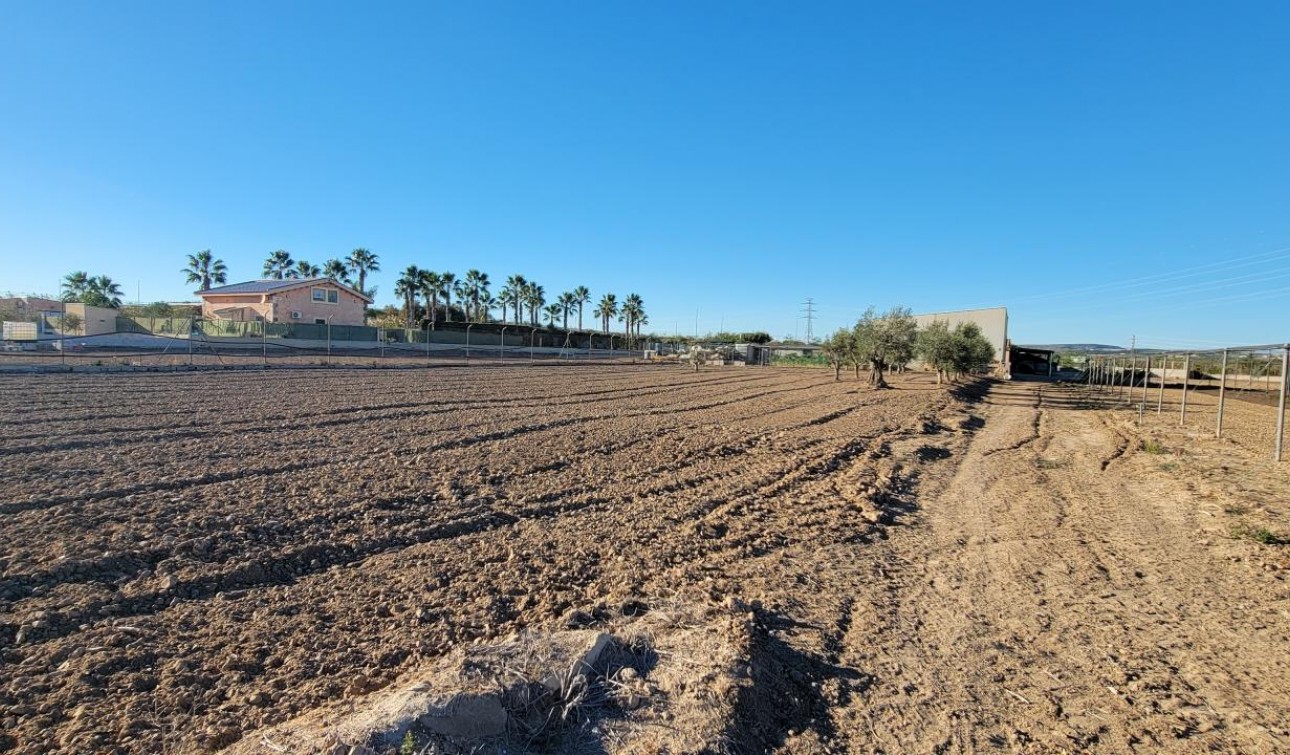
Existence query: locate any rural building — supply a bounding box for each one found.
[0,296,63,318]
[197,279,372,326]
[1009,345,1056,376]
[764,341,823,358]
[912,306,1009,363]
[61,303,121,336]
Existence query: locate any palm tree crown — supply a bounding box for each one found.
[523,283,545,327]
[322,259,351,283]
[593,293,619,334]
[290,260,321,279]
[61,272,124,308]
[418,270,442,326]
[263,250,294,279]
[571,285,591,330]
[439,272,457,321]
[183,250,228,291]
[346,248,379,294]
[557,291,577,330]
[395,265,423,327]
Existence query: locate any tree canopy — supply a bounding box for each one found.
[852,306,917,388]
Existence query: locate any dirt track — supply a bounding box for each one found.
[0,368,1287,753]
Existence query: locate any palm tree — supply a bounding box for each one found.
[481,295,498,322]
[439,272,457,322]
[542,303,562,328]
[183,250,228,291]
[346,248,380,294]
[395,265,423,326]
[452,279,469,321]
[86,276,125,308]
[291,260,321,279]
[462,269,490,321]
[60,272,124,307]
[571,286,590,330]
[263,250,294,279]
[497,286,515,324]
[322,259,351,284]
[60,271,90,302]
[619,293,645,346]
[418,270,442,326]
[523,283,546,327]
[503,274,528,323]
[593,293,618,334]
[558,292,577,330]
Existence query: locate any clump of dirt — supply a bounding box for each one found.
[232,601,754,755]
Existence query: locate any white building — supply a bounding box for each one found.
[912,306,1009,363]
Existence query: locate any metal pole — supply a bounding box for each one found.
[1216,349,1228,438]
[530,327,537,361]
[465,323,473,361]
[500,326,506,362]
[1276,345,1289,462]
[1145,355,1154,405]
[327,320,332,366]
[262,320,267,368]
[1140,355,1149,406]
[1179,353,1190,426]
[1157,355,1167,414]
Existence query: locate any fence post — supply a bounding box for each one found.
[262,320,267,368]
[1179,353,1190,426]
[327,320,332,366]
[1216,349,1228,438]
[500,326,506,362]
[1276,345,1289,462]
[530,327,537,361]
[1140,355,1149,406]
[465,323,473,361]
[1157,355,1167,414]
[1145,353,1155,405]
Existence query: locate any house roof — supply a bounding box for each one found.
[198,278,372,303]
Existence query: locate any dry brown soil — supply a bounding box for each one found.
[0,367,1287,753]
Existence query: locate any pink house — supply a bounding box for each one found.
[197,279,372,326]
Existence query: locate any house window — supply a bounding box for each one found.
[315,318,326,325]
[312,287,340,304]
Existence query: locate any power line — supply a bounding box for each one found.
[802,298,816,344]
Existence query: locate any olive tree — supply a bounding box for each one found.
[853,306,917,388]
[915,319,955,384]
[821,328,854,381]
[948,322,996,378]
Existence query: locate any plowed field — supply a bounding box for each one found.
[4,368,1288,754]
[0,366,966,753]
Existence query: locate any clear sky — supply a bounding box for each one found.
[2,1,1288,349]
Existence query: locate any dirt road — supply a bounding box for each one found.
[836,381,1290,753]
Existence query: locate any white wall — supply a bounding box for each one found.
[912,306,1009,362]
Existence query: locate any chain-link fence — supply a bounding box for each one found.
[1082,343,1290,461]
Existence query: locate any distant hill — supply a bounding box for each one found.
[1016,343,1125,353]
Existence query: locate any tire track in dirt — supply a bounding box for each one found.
[834,380,1290,754]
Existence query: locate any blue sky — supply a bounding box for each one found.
[2,1,1288,348]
